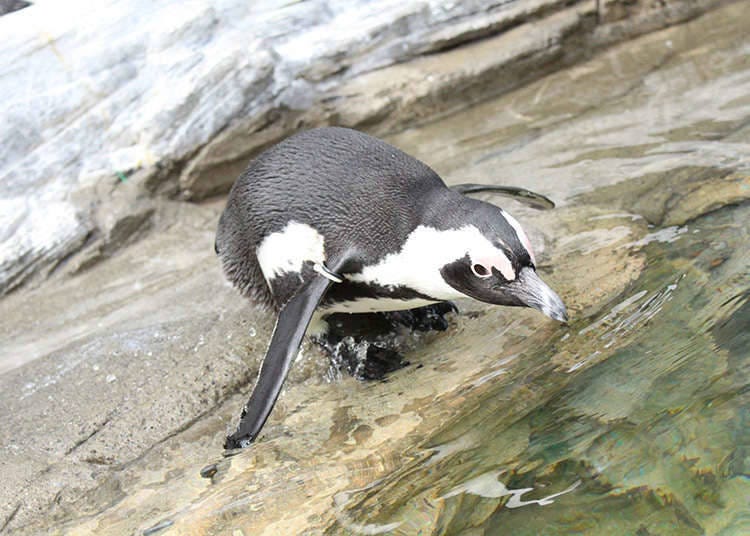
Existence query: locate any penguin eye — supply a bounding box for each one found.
[471,263,491,278]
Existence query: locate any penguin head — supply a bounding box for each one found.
[437,202,568,323]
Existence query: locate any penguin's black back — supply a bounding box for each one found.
[215,127,454,308]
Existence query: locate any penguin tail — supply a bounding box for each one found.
[451,183,555,210]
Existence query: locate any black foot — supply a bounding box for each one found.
[316,336,409,381]
[315,302,457,381]
[360,344,409,380]
[385,301,458,332]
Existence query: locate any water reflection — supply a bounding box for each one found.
[442,471,581,506]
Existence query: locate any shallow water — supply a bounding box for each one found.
[327,204,750,535]
[2,2,749,534]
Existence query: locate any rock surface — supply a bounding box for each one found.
[0,0,728,295]
[1,2,748,532]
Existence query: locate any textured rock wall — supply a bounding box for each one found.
[0,0,728,295]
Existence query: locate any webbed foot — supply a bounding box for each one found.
[314,302,457,381]
[385,301,458,332]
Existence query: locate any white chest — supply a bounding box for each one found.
[319,296,439,315]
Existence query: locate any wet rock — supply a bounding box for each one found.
[578,166,750,226]
[544,207,648,320]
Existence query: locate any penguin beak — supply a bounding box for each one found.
[510,267,568,323]
[440,259,568,322]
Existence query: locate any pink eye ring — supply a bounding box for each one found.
[472,263,491,277]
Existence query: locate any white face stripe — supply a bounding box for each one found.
[500,210,536,265]
[349,225,515,301]
[256,222,326,284]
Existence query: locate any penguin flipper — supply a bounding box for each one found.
[451,183,555,210]
[224,272,334,449]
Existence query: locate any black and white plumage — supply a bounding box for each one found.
[216,127,567,449]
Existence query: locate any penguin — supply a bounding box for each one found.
[216,127,567,449]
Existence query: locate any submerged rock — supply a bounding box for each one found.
[578,166,750,226]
